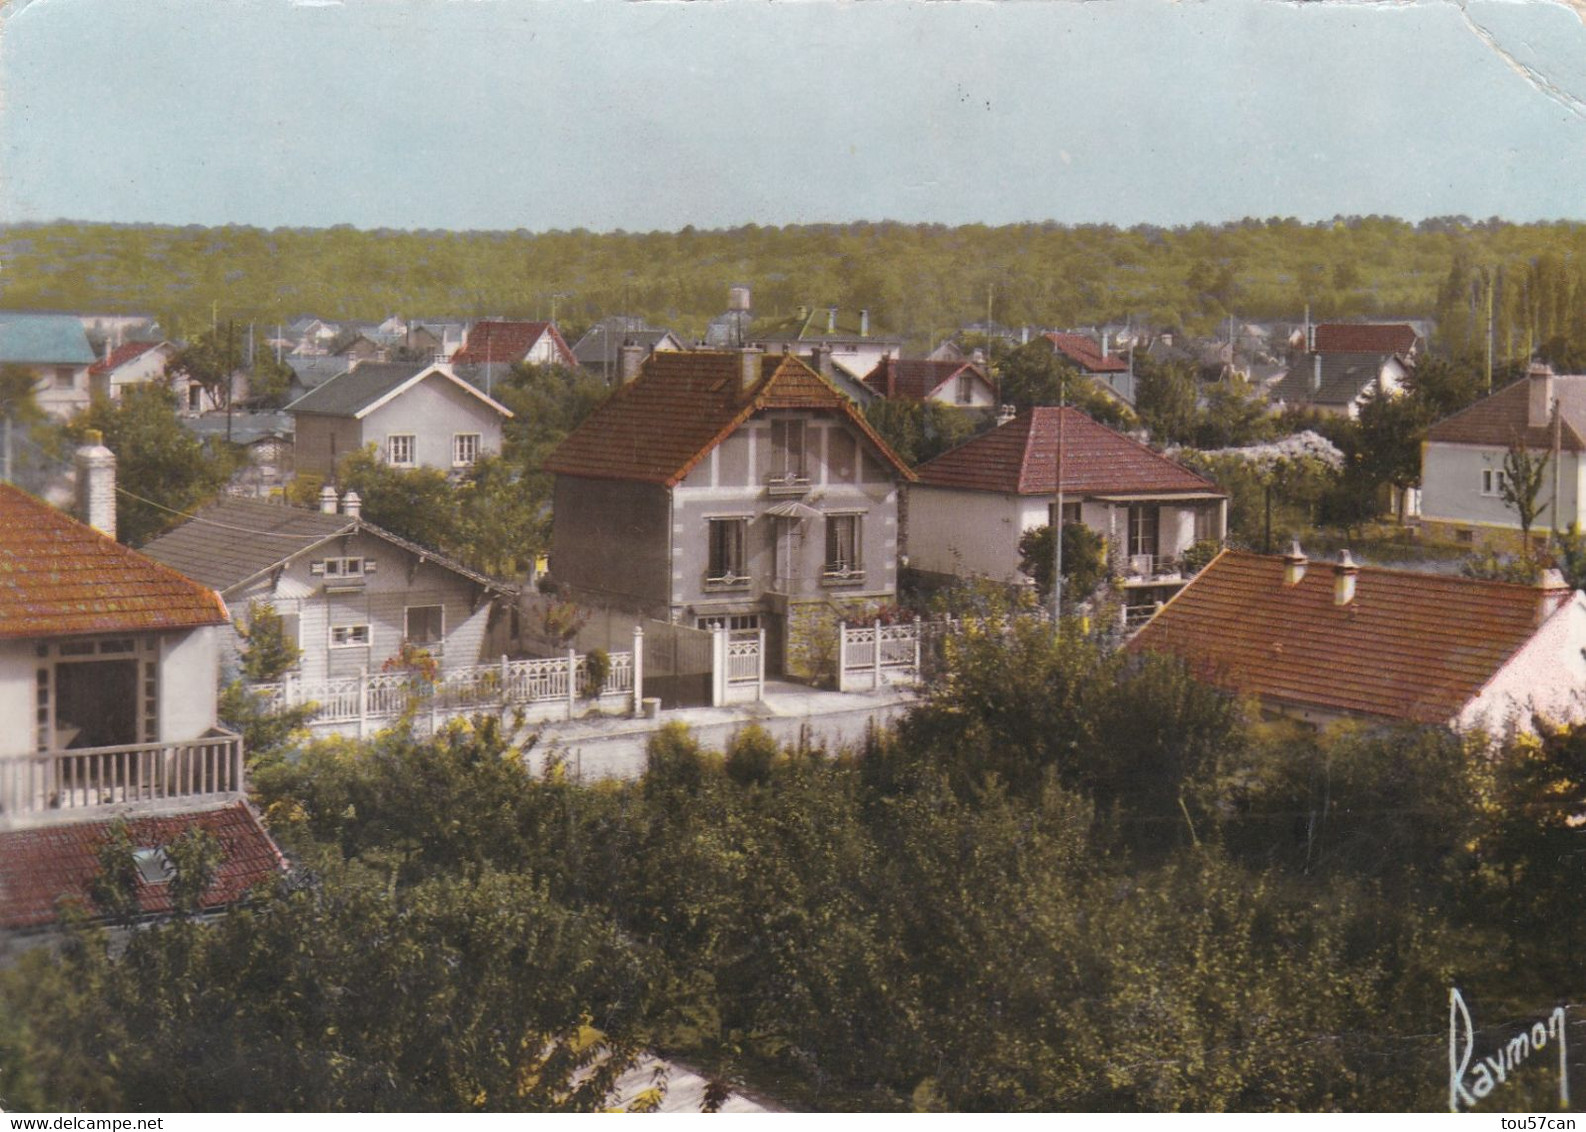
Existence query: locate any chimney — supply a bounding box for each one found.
[1021,325,1030,345]
[619,341,645,384]
[1537,567,1570,624]
[826,306,838,334]
[1282,538,1307,586]
[341,490,361,519]
[1312,353,1322,392]
[970,347,986,364]
[1306,317,1315,353]
[1101,330,1111,358]
[809,344,833,380]
[740,346,763,393]
[319,484,339,514]
[1333,550,1359,606]
[74,430,116,540]
[1528,361,1555,429]
[859,309,870,338]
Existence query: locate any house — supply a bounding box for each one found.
[907,407,1226,617]
[861,357,997,410]
[706,291,903,383]
[451,319,578,377]
[1419,364,1586,550]
[140,492,517,684]
[571,317,685,385]
[183,411,295,498]
[330,331,388,364]
[0,312,98,420]
[1044,331,1136,405]
[404,320,468,363]
[1126,545,1586,733]
[0,449,286,938]
[284,361,513,479]
[87,340,179,402]
[544,350,914,677]
[1270,321,1419,418]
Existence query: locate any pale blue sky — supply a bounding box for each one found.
[2,0,1584,231]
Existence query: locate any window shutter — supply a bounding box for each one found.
[310,562,326,576]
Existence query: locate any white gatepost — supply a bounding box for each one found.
[566,647,578,720]
[756,627,766,701]
[872,619,882,690]
[838,620,849,693]
[913,616,922,676]
[500,654,510,707]
[358,666,369,739]
[711,627,728,707]
[632,624,645,716]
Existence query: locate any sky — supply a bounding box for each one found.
[1,0,1585,232]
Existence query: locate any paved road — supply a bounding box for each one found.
[519,685,918,781]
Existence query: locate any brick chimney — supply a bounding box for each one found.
[1537,567,1571,624]
[74,430,116,540]
[341,490,361,519]
[1528,361,1555,429]
[740,346,763,393]
[619,341,645,384]
[1333,550,1359,606]
[1282,539,1307,586]
[319,484,339,514]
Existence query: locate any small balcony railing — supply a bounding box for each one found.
[765,472,811,497]
[1121,553,1182,582]
[0,729,244,828]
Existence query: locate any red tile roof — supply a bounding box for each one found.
[914,407,1219,496]
[1311,323,1419,355]
[545,351,913,486]
[88,340,167,377]
[451,320,575,367]
[0,802,287,930]
[1045,332,1129,374]
[1127,549,1570,724]
[1425,374,1586,452]
[0,484,230,639]
[860,357,991,401]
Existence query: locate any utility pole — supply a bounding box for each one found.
[1486,268,1495,393]
[1053,381,1066,636]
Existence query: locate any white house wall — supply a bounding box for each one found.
[1421,443,1584,532]
[0,641,37,758]
[907,487,1024,579]
[363,375,504,473]
[157,627,221,741]
[1457,594,1586,734]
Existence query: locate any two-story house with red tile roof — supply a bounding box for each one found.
[452,319,577,374]
[1271,322,1420,418]
[0,449,285,939]
[907,407,1226,617]
[1127,545,1586,733]
[1420,364,1586,551]
[860,357,997,410]
[544,350,913,677]
[1044,331,1136,405]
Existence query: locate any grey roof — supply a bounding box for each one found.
[285,355,350,388]
[571,320,679,369]
[0,312,96,365]
[182,411,293,447]
[140,497,513,595]
[1270,352,1393,407]
[283,362,428,416]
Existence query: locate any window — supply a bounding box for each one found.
[54,367,75,390]
[187,384,204,412]
[696,614,762,633]
[957,373,974,404]
[387,434,415,466]
[824,514,863,580]
[1194,505,1217,543]
[1456,528,1476,545]
[330,625,370,648]
[318,556,364,578]
[1481,468,1507,496]
[769,419,807,483]
[405,605,445,645]
[1128,505,1160,559]
[707,518,748,583]
[1047,501,1082,527]
[453,433,480,467]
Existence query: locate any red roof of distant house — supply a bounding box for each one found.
[545,351,913,486]
[860,357,992,401]
[1126,549,1570,724]
[88,340,168,377]
[0,802,287,930]
[914,407,1218,496]
[0,484,230,639]
[1311,323,1419,356]
[1044,332,1129,374]
[451,320,575,367]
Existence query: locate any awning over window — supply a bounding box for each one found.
[763,500,824,522]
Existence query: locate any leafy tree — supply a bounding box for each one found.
[239,601,300,683]
[1192,378,1273,449]
[333,445,462,553]
[996,340,1134,428]
[167,323,244,411]
[863,397,984,466]
[1133,358,1199,444]
[1015,522,1108,606]
[246,349,296,409]
[1500,438,1550,545]
[68,384,238,545]
[0,362,44,425]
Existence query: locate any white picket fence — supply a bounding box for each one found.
[838,618,955,692]
[252,650,635,736]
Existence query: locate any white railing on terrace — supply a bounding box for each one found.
[251,651,636,732]
[839,618,943,693]
[0,729,244,825]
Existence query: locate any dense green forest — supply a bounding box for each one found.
[2,601,1582,1112]
[7,217,1586,352]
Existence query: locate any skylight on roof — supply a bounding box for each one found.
[132,847,175,886]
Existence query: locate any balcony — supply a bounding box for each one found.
[702,570,752,593]
[1119,553,1182,585]
[765,472,812,497]
[0,730,244,829]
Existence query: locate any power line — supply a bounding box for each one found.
[114,485,339,540]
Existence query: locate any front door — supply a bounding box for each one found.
[54,659,139,750]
